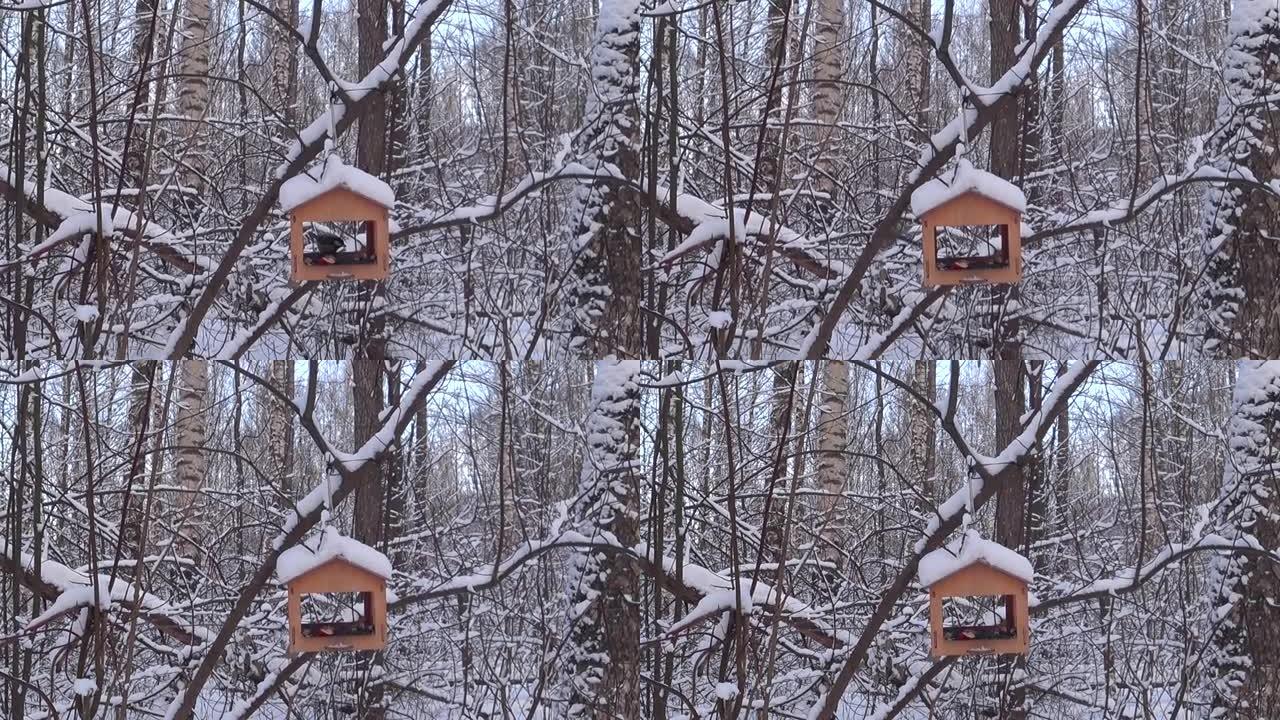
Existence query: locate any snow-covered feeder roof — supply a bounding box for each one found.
[277,527,393,584]
[918,530,1034,588]
[279,155,395,213]
[910,159,1027,217]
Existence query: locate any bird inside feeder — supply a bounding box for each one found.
[278,527,393,654]
[302,221,378,268]
[917,530,1033,657]
[910,159,1027,287]
[280,155,396,283]
[299,590,377,639]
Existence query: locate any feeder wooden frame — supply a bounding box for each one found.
[927,563,1030,658]
[920,192,1022,287]
[285,558,388,654]
[288,187,390,283]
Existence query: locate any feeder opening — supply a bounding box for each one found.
[302,221,378,268]
[933,225,1010,271]
[941,593,1017,641]
[299,591,376,638]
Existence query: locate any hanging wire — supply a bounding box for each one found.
[962,459,978,535]
[319,457,339,545]
[325,82,340,160]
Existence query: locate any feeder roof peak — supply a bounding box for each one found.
[280,155,396,212]
[918,529,1034,587]
[910,159,1027,217]
[277,526,393,584]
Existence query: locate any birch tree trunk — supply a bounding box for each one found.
[811,0,844,204]
[903,0,932,139]
[172,359,208,568]
[266,0,300,128]
[175,0,212,191]
[815,361,848,583]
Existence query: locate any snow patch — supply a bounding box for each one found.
[706,310,732,329]
[279,154,395,212]
[918,529,1034,587]
[910,159,1027,216]
[277,526,393,583]
[73,305,99,323]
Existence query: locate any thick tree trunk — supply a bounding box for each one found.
[565,360,642,718]
[565,0,644,356]
[356,0,389,178]
[346,28,395,720]
[993,361,1027,553]
[123,0,159,184]
[907,360,937,509]
[993,359,1028,720]
[1205,362,1280,718]
[351,356,387,720]
[351,359,386,549]
[762,363,798,566]
[987,0,1021,180]
[266,360,295,503]
[757,0,792,188]
[1201,0,1280,356]
[122,362,157,565]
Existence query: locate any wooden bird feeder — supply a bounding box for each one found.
[910,160,1026,287]
[278,528,393,654]
[918,531,1032,658]
[280,155,395,283]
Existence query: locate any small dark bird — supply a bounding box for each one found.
[309,232,345,264]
